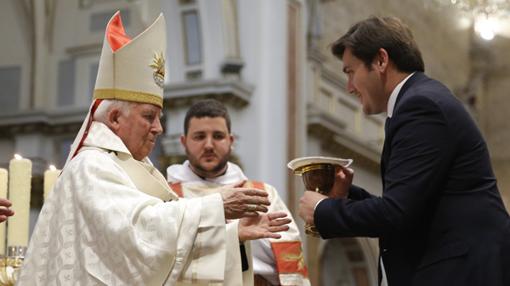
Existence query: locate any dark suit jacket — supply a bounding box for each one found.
[315,72,510,286]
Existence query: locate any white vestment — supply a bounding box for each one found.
[18,122,236,285]
[167,161,310,286]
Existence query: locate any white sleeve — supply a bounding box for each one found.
[19,151,229,286]
[223,220,244,285]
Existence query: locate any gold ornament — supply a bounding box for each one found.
[150,52,165,88]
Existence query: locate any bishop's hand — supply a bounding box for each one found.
[220,183,270,219]
[238,211,291,241]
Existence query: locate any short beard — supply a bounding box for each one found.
[186,149,230,179]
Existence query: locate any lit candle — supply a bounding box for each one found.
[7,154,32,247]
[43,165,60,200]
[0,168,7,255]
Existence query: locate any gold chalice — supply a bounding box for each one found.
[288,156,353,237]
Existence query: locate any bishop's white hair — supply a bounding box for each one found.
[93,99,134,123]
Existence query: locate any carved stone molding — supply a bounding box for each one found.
[164,79,254,108]
[0,109,87,137]
[79,0,133,9]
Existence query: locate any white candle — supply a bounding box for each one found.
[7,154,32,247]
[0,168,7,255]
[43,165,60,200]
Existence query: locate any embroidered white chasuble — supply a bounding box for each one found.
[18,122,234,285]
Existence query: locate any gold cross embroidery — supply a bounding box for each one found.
[281,252,305,272]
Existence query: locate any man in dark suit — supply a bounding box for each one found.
[298,16,510,286]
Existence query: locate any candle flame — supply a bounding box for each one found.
[14,154,23,160]
[49,165,57,171]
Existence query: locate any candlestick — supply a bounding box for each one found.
[43,165,60,201]
[0,169,7,255]
[7,155,32,247]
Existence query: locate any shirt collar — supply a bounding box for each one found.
[387,72,414,118]
[166,161,248,185]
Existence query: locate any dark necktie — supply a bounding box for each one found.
[381,117,392,184]
[384,117,391,134]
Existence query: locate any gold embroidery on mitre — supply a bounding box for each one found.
[281,252,305,272]
[94,89,163,108]
[150,52,165,88]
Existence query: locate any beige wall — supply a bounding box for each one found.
[482,36,510,208]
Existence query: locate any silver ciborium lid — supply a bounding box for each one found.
[288,156,352,173]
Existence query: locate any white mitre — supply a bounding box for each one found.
[93,11,166,106]
[64,11,167,166]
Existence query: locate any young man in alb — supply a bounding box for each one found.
[168,99,310,286]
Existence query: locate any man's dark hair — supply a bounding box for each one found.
[331,16,424,73]
[184,99,231,134]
